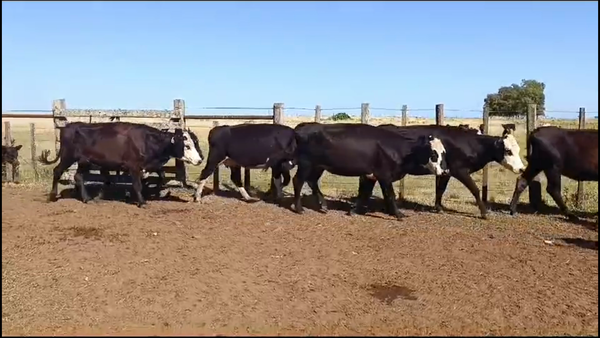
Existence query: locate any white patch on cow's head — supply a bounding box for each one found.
[425,136,448,176]
[181,131,203,165]
[499,134,525,174]
[477,130,482,135]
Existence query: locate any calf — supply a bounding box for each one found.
[283,123,448,220]
[509,126,598,220]
[355,124,526,219]
[193,123,296,204]
[38,122,203,207]
[2,143,22,182]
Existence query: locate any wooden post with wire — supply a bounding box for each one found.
[361,103,370,124]
[314,105,321,123]
[30,123,39,181]
[481,106,490,202]
[398,105,408,201]
[575,107,586,208]
[212,120,220,194]
[526,104,542,209]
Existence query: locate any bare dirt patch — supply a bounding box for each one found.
[2,185,598,336]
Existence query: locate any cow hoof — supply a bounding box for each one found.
[47,195,58,203]
[159,191,171,199]
[567,214,579,221]
[137,203,147,208]
[395,214,407,221]
[480,214,488,220]
[318,208,328,214]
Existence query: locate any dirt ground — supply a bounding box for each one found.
[2,184,598,336]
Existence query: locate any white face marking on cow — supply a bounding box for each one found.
[500,134,525,174]
[181,132,203,166]
[425,137,448,176]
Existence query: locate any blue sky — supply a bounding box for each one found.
[2,1,598,118]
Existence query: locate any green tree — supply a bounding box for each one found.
[484,79,546,117]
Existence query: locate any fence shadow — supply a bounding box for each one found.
[57,184,189,204]
[488,201,598,228]
[558,237,598,251]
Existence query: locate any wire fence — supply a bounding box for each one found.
[2,103,598,213]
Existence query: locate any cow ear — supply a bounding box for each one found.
[15,145,22,151]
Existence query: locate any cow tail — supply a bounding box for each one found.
[263,136,297,172]
[38,147,61,165]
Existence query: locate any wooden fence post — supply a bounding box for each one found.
[576,107,586,208]
[361,103,370,124]
[212,121,220,194]
[434,104,444,196]
[52,99,67,156]
[30,123,39,181]
[314,105,321,123]
[435,104,444,126]
[173,99,188,185]
[526,104,542,208]
[481,106,490,202]
[3,121,13,182]
[273,103,284,125]
[398,105,408,201]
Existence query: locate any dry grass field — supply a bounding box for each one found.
[2,114,598,336]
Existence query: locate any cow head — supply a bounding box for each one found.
[171,129,203,165]
[2,144,22,166]
[416,135,449,176]
[494,133,525,174]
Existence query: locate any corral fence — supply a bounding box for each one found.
[2,101,597,210]
[2,99,282,195]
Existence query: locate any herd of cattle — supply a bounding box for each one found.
[1,120,598,222]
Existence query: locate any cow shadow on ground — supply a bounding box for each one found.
[56,185,189,204]
[558,237,599,251]
[488,201,598,231]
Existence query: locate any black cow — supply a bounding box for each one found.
[271,122,449,220]
[192,123,296,204]
[355,124,526,219]
[509,126,598,220]
[38,122,203,207]
[2,143,22,182]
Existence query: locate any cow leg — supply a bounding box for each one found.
[306,168,327,213]
[74,167,91,203]
[193,149,227,202]
[509,165,543,215]
[544,167,577,220]
[378,179,405,220]
[130,170,146,207]
[349,175,377,216]
[48,158,75,202]
[157,169,171,199]
[229,166,253,201]
[97,169,112,200]
[292,160,311,214]
[270,167,285,205]
[453,171,488,219]
[434,175,452,212]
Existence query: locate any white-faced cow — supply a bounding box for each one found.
[38,122,203,207]
[509,126,598,220]
[193,123,296,204]
[270,122,449,220]
[354,124,526,219]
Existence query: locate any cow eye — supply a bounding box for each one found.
[185,145,191,150]
[505,149,513,156]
